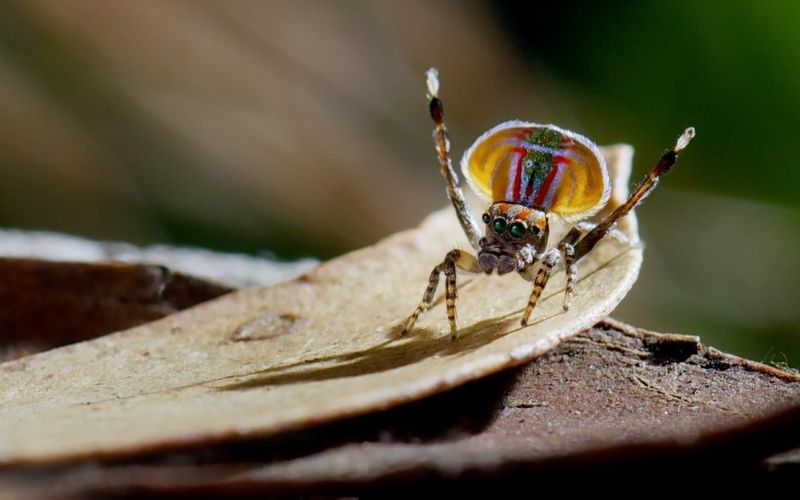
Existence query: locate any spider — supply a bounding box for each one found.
[402,68,695,340]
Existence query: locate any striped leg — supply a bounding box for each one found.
[573,127,695,260]
[402,249,480,339]
[560,241,577,311]
[443,256,459,340]
[425,68,482,250]
[520,248,560,326]
[539,128,695,317]
[559,219,637,312]
[555,225,589,312]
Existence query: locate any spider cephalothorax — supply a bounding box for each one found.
[402,68,694,340]
[477,203,548,275]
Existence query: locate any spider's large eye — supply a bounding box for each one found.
[482,213,491,224]
[492,217,507,234]
[509,221,526,239]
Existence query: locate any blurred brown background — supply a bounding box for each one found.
[0,0,797,365]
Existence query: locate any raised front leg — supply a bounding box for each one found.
[402,249,480,339]
[523,128,695,320]
[426,68,482,250]
[573,127,695,260]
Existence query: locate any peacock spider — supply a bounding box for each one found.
[402,68,695,340]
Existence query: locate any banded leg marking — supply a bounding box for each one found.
[426,68,482,250]
[444,258,458,339]
[402,249,479,339]
[402,263,443,335]
[560,242,577,311]
[555,225,585,313]
[521,248,560,326]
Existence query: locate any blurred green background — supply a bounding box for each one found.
[0,1,797,366]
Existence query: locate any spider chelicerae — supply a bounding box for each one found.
[402,68,695,340]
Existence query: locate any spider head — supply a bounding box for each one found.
[477,203,549,275]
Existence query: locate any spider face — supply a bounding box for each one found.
[478,202,549,275]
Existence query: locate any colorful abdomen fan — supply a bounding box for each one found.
[461,121,610,221]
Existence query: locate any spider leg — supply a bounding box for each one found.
[574,221,629,245]
[557,224,600,312]
[402,249,480,339]
[425,68,482,250]
[560,240,577,312]
[573,127,695,261]
[515,124,694,326]
[519,222,602,322]
[559,219,635,310]
[520,248,561,326]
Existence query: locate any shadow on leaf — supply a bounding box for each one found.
[214,310,559,390]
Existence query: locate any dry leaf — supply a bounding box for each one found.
[0,146,643,465]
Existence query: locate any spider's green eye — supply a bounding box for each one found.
[492,217,507,233]
[482,213,491,224]
[509,221,526,239]
[530,225,541,236]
